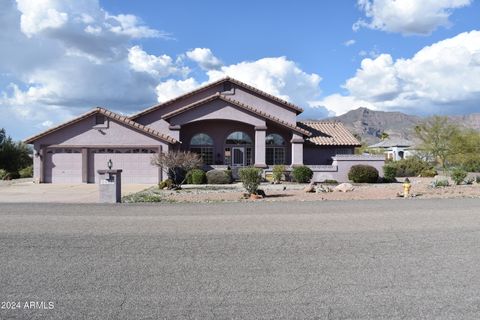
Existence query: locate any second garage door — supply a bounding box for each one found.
[89,148,160,184]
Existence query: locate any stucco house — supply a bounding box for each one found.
[25,77,383,184]
[368,138,416,161]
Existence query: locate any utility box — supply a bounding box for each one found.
[97,169,122,203]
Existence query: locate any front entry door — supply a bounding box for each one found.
[232,147,245,166]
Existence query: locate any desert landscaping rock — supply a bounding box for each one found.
[334,183,355,192]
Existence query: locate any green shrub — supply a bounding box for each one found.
[383,163,397,182]
[186,169,206,184]
[431,179,450,188]
[158,179,173,189]
[419,167,437,177]
[392,157,435,177]
[0,169,7,180]
[451,168,468,185]
[291,166,313,183]
[348,165,379,183]
[206,169,232,184]
[462,158,480,172]
[239,167,262,195]
[19,165,33,178]
[465,177,475,185]
[272,165,285,183]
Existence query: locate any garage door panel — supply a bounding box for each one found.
[44,149,82,183]
[89,148,159,184]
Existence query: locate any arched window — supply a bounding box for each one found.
[224,131,253,166]
[225,131,252,145]
[266,133,285,146]
[190,133,213,146]
[266,133,286,165]
[190,133,214,164]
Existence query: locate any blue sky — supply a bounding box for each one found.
[1,0,480,139]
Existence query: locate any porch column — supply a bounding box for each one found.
[254,126,267,168]
[291,133,304,167]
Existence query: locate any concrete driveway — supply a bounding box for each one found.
[0,180,153,203]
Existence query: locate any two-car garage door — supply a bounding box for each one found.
[88,148,159,184]
[44,148,160,184]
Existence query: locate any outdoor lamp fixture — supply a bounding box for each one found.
[107,159,113,170]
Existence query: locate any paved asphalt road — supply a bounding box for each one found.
[1,199,480,319]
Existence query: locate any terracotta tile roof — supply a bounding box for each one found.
[298,121,361,146]
[24,107,178,144]
[162,93,311,136]
[130,76,304,119]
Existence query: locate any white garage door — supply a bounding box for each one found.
[89,148,159,184]
[44,148,83,183]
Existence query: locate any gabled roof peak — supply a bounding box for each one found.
[130,76,304,120]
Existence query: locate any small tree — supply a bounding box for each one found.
[151,150,202,188]
[415,116,459,169]
[0,128,32,175]
[239,167,262,195]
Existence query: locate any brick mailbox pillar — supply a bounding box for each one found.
[97,169,122,203]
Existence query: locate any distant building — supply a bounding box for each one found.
[368,138,416,161]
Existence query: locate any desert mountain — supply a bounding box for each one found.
[327,107,480,145]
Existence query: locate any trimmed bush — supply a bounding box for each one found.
[186,169,206,184]
[272,164,285,183]
[451,168,468,185]
[0,169,7,180]
[19,165,33,178]
[291,166,313,183]
[391,157,435,177]
[206,169,232,184]
[348,165,379,183]
[239,167,262,195]
[158,179,173,189]
[382,163,397,182]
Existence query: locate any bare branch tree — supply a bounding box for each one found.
[151,150,203,188]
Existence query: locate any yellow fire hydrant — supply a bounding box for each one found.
[403,178,411,198]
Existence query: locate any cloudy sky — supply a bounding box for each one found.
[1,0,480,139]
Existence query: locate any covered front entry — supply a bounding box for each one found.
[88,148,160,184]
[44,148,83,183]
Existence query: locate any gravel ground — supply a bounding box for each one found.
[157,177,480,203]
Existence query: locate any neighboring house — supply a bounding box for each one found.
[25,77,382,184]
[368,138,416,161]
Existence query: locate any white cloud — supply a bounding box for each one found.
[354,0,473,35]
[155,78,200,102]
[206,56,322,108]
[344,39,356,47]
[323,30,480,115]
[0,0,180,139]
[128,46,188,78]
[185,48,223,71]
[312,94,376,117]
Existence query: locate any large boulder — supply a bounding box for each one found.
[303,182,315,193]
[334,183,355,192]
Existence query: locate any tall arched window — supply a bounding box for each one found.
[224,131,253,166]
[266,133,286,165]
[190,133,214,164]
